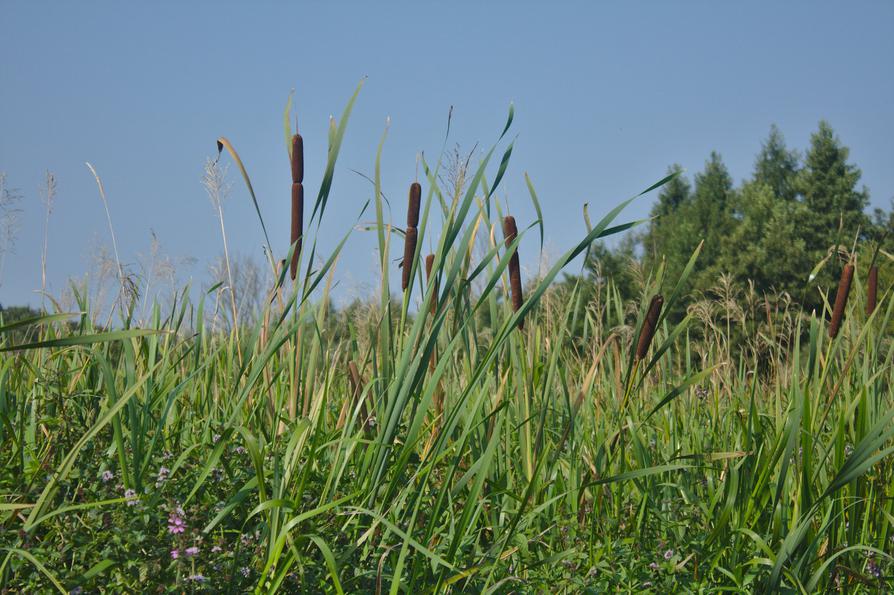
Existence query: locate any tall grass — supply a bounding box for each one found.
[1,86,892,593]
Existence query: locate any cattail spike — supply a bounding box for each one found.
[866,265,878,316]
[635,294,664,362]
[402,227,418,291]
[407,182,421,228]
[290,182,303,280]
[829,263,854,338]
[502,216,524,330]
[290,134,304,184]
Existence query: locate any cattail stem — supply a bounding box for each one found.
[289,133,304,281]
[866,265,878,316]
[502,216,524,330]
[829,263,854,338]
[635,294,664,362]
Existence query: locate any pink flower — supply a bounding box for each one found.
[170,549,179,560]
[185,546,199,557]
[168,512,186,534]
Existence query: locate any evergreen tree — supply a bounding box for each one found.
[689,152,736,287]
[797,121,869,260]
[720,181,810,296]
[754,124,800,202]
[642,164,696,285]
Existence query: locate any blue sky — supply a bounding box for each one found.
[2,1,893,308]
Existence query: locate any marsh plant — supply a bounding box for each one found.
[1,84,892,593]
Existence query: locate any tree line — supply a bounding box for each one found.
[583,121,892,317]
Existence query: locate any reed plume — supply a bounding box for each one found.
[829,263,854,338]
[866,265,878,316]
[502,216,524,329]
[289,133,304,280]
[635,294,664,362]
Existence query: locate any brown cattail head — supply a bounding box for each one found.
[425,253,437,315]
[635,294,664,361]
[502,216,524,329]
[402,227,418,291]
[407,182,421,228]
[290,134,304,184]
[866,265,878,316]
[829,263,854,338]
[290,182,304,280]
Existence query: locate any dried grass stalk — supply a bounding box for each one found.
[348,360,369,426]
[635,294,664,362]
[425,253,437,315]
[829,263,854,338]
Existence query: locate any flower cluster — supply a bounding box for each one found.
[168,506,186,534]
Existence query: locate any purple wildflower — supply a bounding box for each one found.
[663,549,674,560]
[185,546,199,557]
[101,470,114,483]
[156,466,170,487]
[170,549,179,560]
[187,574,206,583]
[211,545,222,554]
[168,511,186,534]
[124,488,138,506]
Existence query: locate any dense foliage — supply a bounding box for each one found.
[2,88,893,593]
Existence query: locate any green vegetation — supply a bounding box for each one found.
[2,86,893,593]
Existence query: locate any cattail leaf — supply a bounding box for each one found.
[1,548,66,593]
[499,101,514,140]
[0,328,163,353]
[216,136,272,256]
[0,312,80,336]
[523,172,544,252]
[644,365,718,420]
[310,78,364,223]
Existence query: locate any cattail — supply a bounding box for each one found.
[401,227,418,291]
[866,265,878,316]
[425,253,437,315]
[829,263,854,338]
[289,133,304,280]
[502,216,524,330]
[291,134,304,184]
[635,294,664,362]
[289,182,303,280]
[407,182,421,228]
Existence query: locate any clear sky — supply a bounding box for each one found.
[2,1,893,309]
